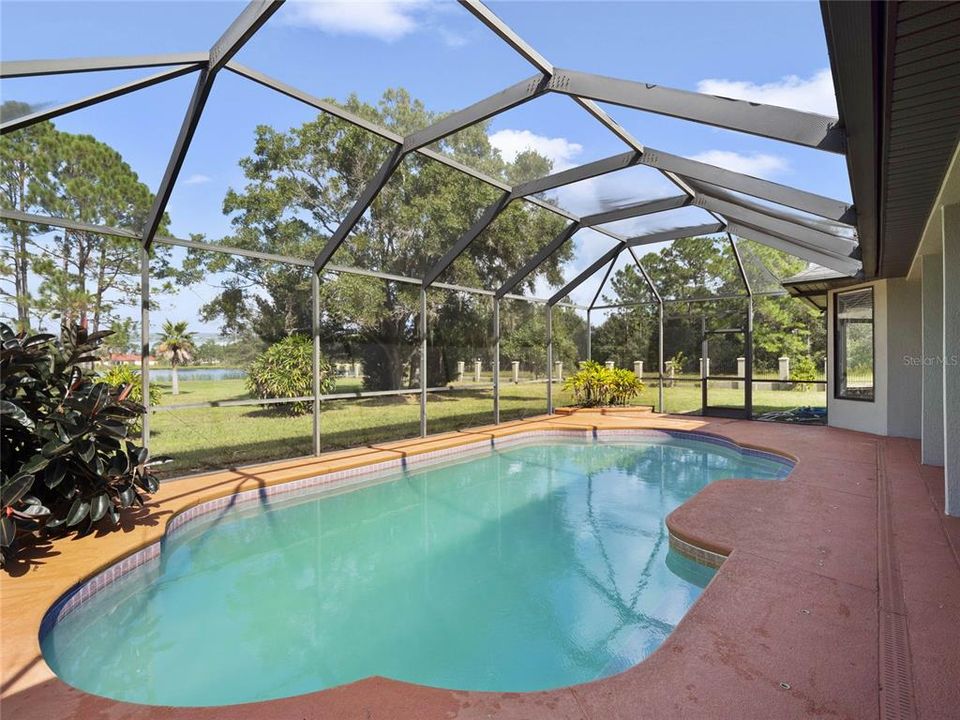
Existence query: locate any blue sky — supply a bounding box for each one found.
[2,0,849,325]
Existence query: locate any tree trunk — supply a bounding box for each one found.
[13,165,31,331]
[76,235,90,327]
[383,341,404,389]
[285,294,296,337]
[93,243,108,333]
[58,231,73,329]
[172,365,180,395]
[14,227,30,331]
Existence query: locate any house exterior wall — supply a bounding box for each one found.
[827,280,889,436]
[921,254,945,464]
[943,203,960,516]
[886,278,923,439]
[904,141,959,515]
[826,278,925,439]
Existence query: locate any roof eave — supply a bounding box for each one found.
[820,0,884,280]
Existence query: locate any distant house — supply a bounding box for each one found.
[106,353,156,366]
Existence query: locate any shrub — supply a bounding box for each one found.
[563,361,645,407]
[0,322,167,568]
[790,355,820,392]
[668,350,686,374]
[101,364,163,408]
[246,335,335,415]
[100,365,163,433]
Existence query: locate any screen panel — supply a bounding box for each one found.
[426,287,494,434]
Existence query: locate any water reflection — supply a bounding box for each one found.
[665,548,715,590]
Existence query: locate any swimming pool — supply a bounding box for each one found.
[41,432,792,707]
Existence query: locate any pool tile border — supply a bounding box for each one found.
[39,427,793,641]
[668,531,727,568]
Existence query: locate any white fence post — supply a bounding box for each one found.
[457,360,464,383]
[605,360,615,370]
[473,360,481,383]
[512,360,520,383]
[633,360,643,378]
[778,356,790,381]
[555,361,563,382]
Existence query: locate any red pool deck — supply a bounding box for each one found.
[1,412,958,719]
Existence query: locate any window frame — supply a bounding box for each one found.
[833,286,875,402]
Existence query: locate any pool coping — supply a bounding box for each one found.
[2,409,956,719]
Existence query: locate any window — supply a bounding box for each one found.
[834,287,874,401]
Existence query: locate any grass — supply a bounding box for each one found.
[148,376,825,477]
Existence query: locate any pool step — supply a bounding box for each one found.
[554,405,655,416]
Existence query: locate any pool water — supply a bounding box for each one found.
[41,436,791,706]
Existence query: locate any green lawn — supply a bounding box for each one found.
[148,376,824,478]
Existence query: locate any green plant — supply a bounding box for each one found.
[562,361,645,407]
[790,355,820,392]
[100,364,163,431]
[667,351,686,374]
[246,335,335,416]
[103,318,137,356]
[100,364,163,407]
[155,320,196,395]
[0,322,167,568]
[608,367,646,405]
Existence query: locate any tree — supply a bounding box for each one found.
[498,301,584,378]
[193,339,226,365]
[36,132,170,332]
[0,103,171,334]
[0,101,56,331]
[103,317,137,356]
[640,236,742,300]
[592,260,663,370]
[740,242,824,372]
[191,89,572,390]
[590,304,658,369]
[593,236,824,374]
[155,320,196,395]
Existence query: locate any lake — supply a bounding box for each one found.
[148,368,247,382]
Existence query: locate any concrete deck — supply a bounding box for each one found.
[1,411,958,719]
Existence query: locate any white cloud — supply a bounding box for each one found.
[184,174,211,185]
[281,0,428,42]
[438,27,468,48]
[687,150,789,179]
[696,68,837,116]
[488,129,583,172]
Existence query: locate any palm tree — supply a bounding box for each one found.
[155,320,196,395]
